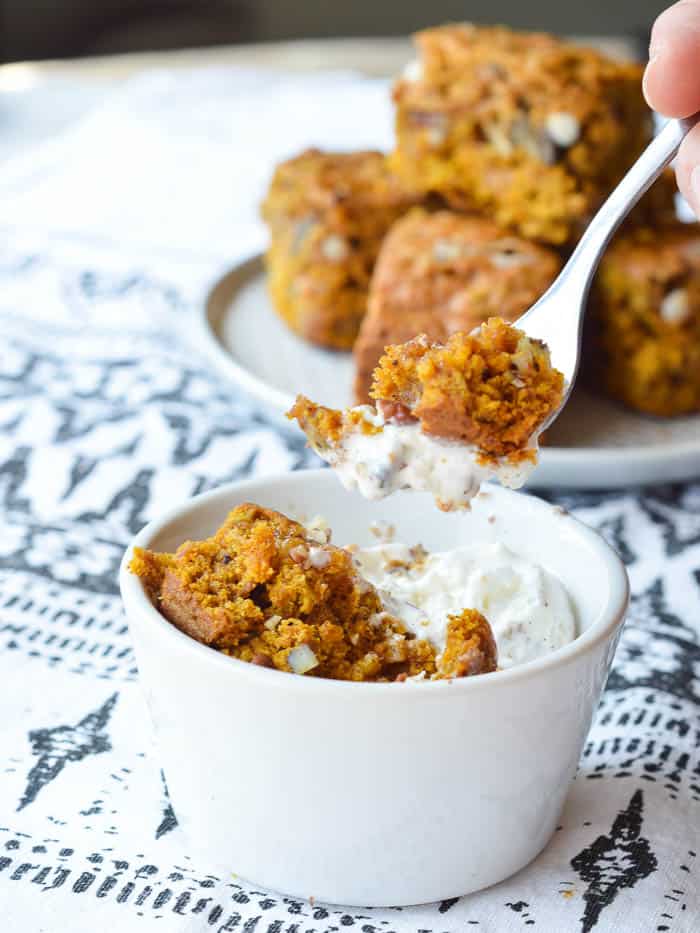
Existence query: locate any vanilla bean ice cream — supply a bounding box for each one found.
[354,541,576,668]
[322,408,538,511]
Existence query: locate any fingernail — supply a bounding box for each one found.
[642,40,666,104]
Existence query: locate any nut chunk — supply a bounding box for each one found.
[129,503,437,681]
[261,149,421,350]
[587,223,700,416]
[391,24,650,244]
[354,208,561,402]
[289,318,564,510]
[435,610,498,679]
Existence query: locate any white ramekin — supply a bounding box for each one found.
[120,470,629,907]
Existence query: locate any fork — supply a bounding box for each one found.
[516,112,699,431]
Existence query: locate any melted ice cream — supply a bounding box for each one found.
[355,541,576,669]
[317,407,538,510]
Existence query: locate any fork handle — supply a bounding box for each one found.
[560,112,700,297]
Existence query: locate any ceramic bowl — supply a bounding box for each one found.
[119,470,629,906]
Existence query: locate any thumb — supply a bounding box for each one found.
[643,0,700,118]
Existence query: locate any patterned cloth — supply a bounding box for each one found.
[0,69,698,933]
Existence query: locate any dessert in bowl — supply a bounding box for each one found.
[120,469,628,906]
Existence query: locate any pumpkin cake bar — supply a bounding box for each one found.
[130,503,497,682]
[587,222,700,416]
[261,148,421,349]
[289,318,564,510]
[353,208,561,402]
[390,24,650,244]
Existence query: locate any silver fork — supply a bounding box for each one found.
[516,113,699,431]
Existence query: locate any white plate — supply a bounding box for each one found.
[200,255,700,489]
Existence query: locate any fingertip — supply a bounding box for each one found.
[643,29,700,118]
[644,1,700,116]
[642,54,663,110]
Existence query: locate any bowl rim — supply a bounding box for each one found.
[119,469,629,695]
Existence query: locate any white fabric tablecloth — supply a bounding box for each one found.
[0,68,698,933]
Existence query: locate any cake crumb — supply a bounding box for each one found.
[370,520,396,542]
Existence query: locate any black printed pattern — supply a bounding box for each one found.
[639,486,700,556]
[155,772,179,841]
[606,579,700,705]
[571,791,658,933]
[0,229,698,933]
[18,694,119,811]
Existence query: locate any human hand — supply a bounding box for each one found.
[643,0,700,216]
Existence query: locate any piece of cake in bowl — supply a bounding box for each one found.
[390,24,651,244]
[587,222,700,416]
[354,208,562,401]
[289,317,565,509]
[130,502,498,682]
[261,148,422,349]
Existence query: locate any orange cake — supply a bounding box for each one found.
[289,318,564,509]
[130,503,498,682]
[371,318,563,457]
[354,208,561,401]
[437,609,498,679]
[390,24,651,244]
[261,148,422,349]
[587,222,700,416]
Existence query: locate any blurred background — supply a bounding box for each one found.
[1,0,669,63]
